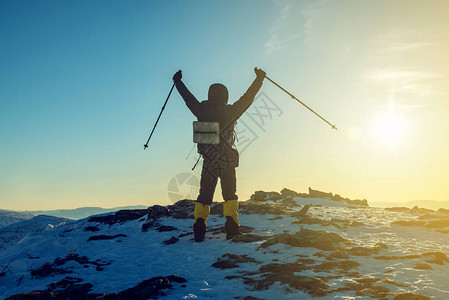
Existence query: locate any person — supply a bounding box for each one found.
[173,68,266,242]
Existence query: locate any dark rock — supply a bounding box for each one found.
[312,260,360,273]
[421,251,449,265]
[100,275,187,299]
[295,257,317,264]
[250,191,283,202]
[30,262,72,279]
[374,251,449,265]
[212,253,261,269]
[261,228,350,251]
[291,215,348,229]
[297,204,310,216]
[345,243,387,256]
[331,194,345,202]
[330,280,390,298]
[280,188,298,198]
[47,276,83,291]
[162,236,179,245]
[414,263,432,270]
[382,278,408,287]
[423,219,449,228]
[89,208,151,225]
[239,202,290,215]
[385,207,411,212]
[438,208,449,214]
[350,220,363,227]
[392,219,449,229]
[330,218,352,226]
[167,199,195,219]
[9,274,187,300]
[156,225,177,232]
[393,292,430,300]
[326,251,350,260]
[142,205,174,231]
[331,193,368,206]
[6,283,93,300]
[212,260,240,269]
[387,206,433,214]
[84,226,101,232]
[250,191,269,202]
[309,187,333,199]
[231,234,270,243]
[346,199,368,206]
[392,220,425,227]
[418,213,442,220]
[210,202,223,215]
[30,252,112,278]
[178,232,193,238]
[280,197,301,208]
[209,225,254,235]
[308,187,368,206]
[243,263,328,296]
[88,234,127,241]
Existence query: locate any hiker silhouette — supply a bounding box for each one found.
[173,68,266,242]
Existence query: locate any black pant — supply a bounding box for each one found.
[197,162,238,205]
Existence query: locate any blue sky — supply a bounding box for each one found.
[1,0,449,210]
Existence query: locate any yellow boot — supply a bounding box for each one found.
[194,202,210,221]
[193,202,210,242]
[223,200,241,240]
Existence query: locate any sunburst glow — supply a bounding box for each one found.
[372,112,406,145]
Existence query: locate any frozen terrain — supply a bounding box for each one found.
[0,188,448,299]
[0,210,34,227]
[0,215,72,251]
[22,205,148,220]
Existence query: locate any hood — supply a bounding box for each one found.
[208,83,228,104]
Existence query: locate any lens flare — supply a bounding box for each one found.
[372,112,406,145]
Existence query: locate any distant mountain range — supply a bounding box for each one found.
[0,210,35,227]
[21,205,149,220]
[370,200,449,210]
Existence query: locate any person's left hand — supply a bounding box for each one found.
[173,70,182,83]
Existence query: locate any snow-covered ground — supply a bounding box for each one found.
[0,215,72,251]
[0,193,448,299]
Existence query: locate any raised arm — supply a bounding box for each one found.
[230,68,266,120]
[173,70,201,117]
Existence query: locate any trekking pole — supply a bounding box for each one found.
[143,82,176,150]
[262,70,338,130]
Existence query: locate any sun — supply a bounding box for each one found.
[372,112,406,145]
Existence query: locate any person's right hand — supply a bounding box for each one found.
[254,67,266,79]
[173,70,182,83]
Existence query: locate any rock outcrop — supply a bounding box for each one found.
[260,228,350,251]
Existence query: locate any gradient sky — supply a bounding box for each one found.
[1,0,448,210]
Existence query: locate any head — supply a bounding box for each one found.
[208,83,228,104]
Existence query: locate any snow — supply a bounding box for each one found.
[0,196,448,299]
[0,215,72,251]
